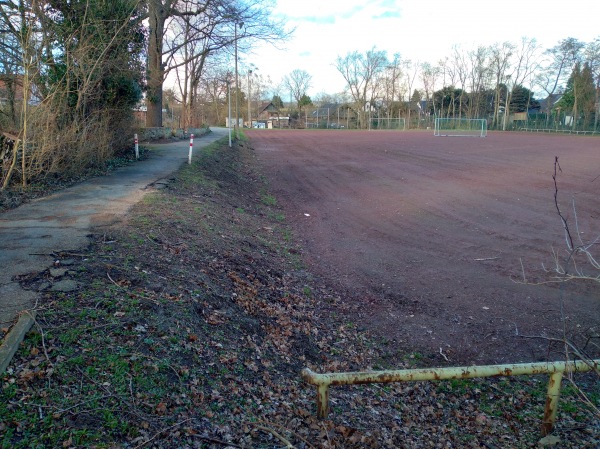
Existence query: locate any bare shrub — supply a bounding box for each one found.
[0,0,144,189]
[516,156,599,421]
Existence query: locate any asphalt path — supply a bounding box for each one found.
[0,127,228,325]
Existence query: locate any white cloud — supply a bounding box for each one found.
[249,0,600,98]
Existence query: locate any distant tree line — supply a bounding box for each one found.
[259,38,599,131]
[196,34,599,131]
[328,38,600,130]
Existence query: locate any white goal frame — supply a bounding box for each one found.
[371,117,406,130]
[434,118,487,137]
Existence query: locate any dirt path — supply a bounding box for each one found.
[247,129,600,365]
[0,128,228,325]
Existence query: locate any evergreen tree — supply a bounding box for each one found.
[579,62,596,127]
[556,62,596,129]
[433,86,465,118]
[556,63,579,113]
[298,94,312,111]
[510,85,538,113]
[272,95,284,110]
[42,1,144,107]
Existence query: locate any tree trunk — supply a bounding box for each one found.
[2,139,19,190]
[189,78,199,127]
[146,0,167,128]
[572,90,578,131]
[180,23,190,130]
[525,92,532,128]
[595,76,600,130]
[502,90,510,131]
[493,85,501,128]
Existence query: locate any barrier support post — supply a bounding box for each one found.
[317,383,330,419]
[188,133,194,165]
[541,371,563,436]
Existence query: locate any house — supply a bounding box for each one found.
[256,101,289,128]
[0,74,41,108]
[0,75,23,107]
[256,101,280,120]
[307,103,353,128]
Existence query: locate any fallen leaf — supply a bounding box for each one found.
[155,402,167,414]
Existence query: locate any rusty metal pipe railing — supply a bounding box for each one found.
[301,359,599,436]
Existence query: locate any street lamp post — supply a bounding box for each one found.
[234,21,243,130]
[247,69,252,128]
[227,78,232,147]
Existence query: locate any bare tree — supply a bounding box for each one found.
[466,45,491,119]
[0,9,21,128]
[420,62,440,123]
[402,59,420,128]
[283,69,312,111]
[452,46,469,119]
[437,57,460,118]
[249,71,270,116]
[196,68,229,125]
[535,37,584,125]
[489,42,515,128]
[501,38,541,130]
[516,159,600,420]
[335,47,389,129]
[167,10,228,128]
[145,0,288,127]
[381,53,402,122]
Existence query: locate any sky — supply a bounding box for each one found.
[248,0,600,99]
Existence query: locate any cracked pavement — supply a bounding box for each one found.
[0,127,228,325]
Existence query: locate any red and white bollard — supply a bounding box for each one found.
[134,133,139,160]
[188,133,194,165]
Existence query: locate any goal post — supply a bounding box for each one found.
[371,117,406,130]
[434,118,487,137]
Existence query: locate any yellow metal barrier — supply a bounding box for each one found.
[301,359,599,436]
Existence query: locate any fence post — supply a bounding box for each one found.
[188,133,194,165]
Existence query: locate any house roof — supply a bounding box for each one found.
[310,103,344,116]
[259,101,278,113]
[537,93,563,111]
